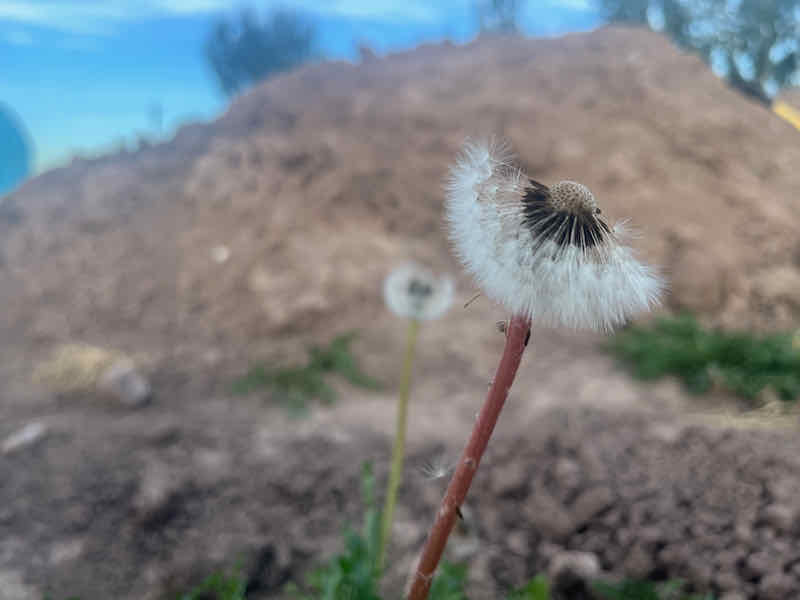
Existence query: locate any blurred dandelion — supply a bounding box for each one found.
[379,263,453,572]
[383,263,454,322]
[407,139,663,600]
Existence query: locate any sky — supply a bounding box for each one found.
[0,1,601,176]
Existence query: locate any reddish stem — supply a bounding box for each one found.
[407,314,532,600]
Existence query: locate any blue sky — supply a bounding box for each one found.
[0,1,601,174]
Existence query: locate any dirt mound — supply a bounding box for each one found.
[4,407,800,599]
[2,26,800,375]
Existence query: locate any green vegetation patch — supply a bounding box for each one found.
[233,332,380,414]
[609,315,800,403]
[593,578,713,600]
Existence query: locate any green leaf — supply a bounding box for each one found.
[507,574,550,600]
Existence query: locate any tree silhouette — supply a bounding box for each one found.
[477,0,524,34]
[597,0,800,103]
[205,8,315,97]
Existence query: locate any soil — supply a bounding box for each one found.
[1,25,800,600]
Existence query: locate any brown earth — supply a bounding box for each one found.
[1,25,800,600]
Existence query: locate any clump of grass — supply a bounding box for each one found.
[506,575,550,599]
[286,462,469,600]
[291,462,382,600]
[232,332,380,414]
[609,314,800,403]
[593,578,713,600]
[176,569,246,600]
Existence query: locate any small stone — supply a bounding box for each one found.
[734,523,753,544]
[0,569,39,600]
[133,462,184,525]
[48,539,84,565]
[658,543,692,569]
[2,422,47,455]
[714,549,741,570]
[492,460,529,495]
[602,508,622,528]
[714,570,741,591]
[553,458,581,490]
[548,550,600,583]
[763,504,796,533]
[210,245,230,264]
[506,531,528,555]
[759,573,795,600]
[649,423,682,444]
[523,492,574,541]
[743,551,772,579]
[571,486,614,526]
[718,593,747,600]
[622,543,653,579]
[686,561,713,586]
[638,525,665,545]
[767,478,800,502]
[98,359,151,407]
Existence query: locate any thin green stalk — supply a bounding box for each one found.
[379,318,420,571]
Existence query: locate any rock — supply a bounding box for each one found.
[714,549,741,570]
[548,550,600,584]
[759,573,796,600]
[523,492,574,541]
[2,422,47,455]
[133,462,185,526]
[48,538,84,565]
[491,460,529,495]
[686,561,713,587]
[553,458,582,491]
[621,543,654,579]
[743,551,772,579]
[763,504,796,533]
[718,593,747,600]
[638,525,665,546]
[570,486,614,526]
[714,570,741,591]
[210,245,230,264]
[98,359,151,407]
[506,531,528,555]
[734,522,754,544]
[0,569,38,600]
[658,543,692,570]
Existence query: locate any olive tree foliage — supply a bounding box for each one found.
[205,8,315,97]
[598,0,800,103]
[476,0,524,34]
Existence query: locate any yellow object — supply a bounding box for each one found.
[33,344,121,392]
[774,100,800,131]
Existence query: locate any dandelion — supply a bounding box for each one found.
[383,263,454,322]
[407,140,663,600]
[445,140,662,331]
[379,263,453,572]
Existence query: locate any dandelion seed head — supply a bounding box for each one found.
[549,180,599,215]
[445,139,664,331]
[383,263,454,321]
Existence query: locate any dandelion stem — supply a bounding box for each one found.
[406,314,531,600]
[379,317,420,571]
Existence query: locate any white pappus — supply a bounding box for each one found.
[445,139,664,331]
[383,263,455,321]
